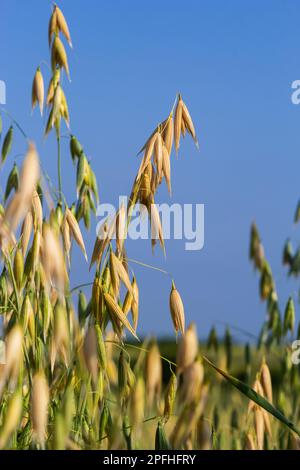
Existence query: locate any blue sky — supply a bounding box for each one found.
[1,0,300,341]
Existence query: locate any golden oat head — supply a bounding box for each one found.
[169,281,185,335]
[32,67,44,116]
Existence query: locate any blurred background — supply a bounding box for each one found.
[1,0,300,340]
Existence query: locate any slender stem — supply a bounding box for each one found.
[70,282,93,294]
[5,255,20,314]
[57,134,62,201]
[0,108,28,140]
[123,256,171,276]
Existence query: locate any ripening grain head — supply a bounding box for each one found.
[5,142,40,232]
[177,322,198,372]
[169,281,185,335]
[32,67,44,116]
[31,371,49,447]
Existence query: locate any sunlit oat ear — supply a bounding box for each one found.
[162,114,174,156]
[176,323,198,373]
[174,97,183,153]
[51,36,70,79]
[21,211,33,257]
[65,207,87,261]
[145,342,162,409]
[4,142,40,233]
[169,281,185,335]
[162,144,171,195]
[48,6,58,47]
[55,6,72,48]
[181,99,199,148]
[104,292,139,340]
[31,371,49,448]
[32,67,44,116]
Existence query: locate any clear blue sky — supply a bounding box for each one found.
[2,0,300,341]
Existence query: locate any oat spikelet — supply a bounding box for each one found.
[90,236,103,270]
[65,207,87,261]
[129,376,145,429]
[53,302,70,369]
[56,6,72,47]
[46,69,60,106]
[176,322,198,373]
[162,114,174,155]
[138,164,152,206]
[123,290,132,316]
[32,230,42,275]
[92,272,103,323]
[51,36,70,79]
[109,251,120,298]
[48,6,58,46]
[260,360,273,404]
[51,84,63,127]
[62,217,71,265]
[104,292,139,340]
[181,117,187,137]
[137,126,158,157]
[137,131,158,181]
[31,190,43,232]
[170,400,203,449]
[5,142,40,232]
[2,194,23,237]
[262,409,272,438]
[154,131,163,179]
[196,418,212,450]
[290,434,300,450]
[174,97,183,153]
[0,325,23,392]
[131,276,139,330]
[94,216,117,269]
[41,223,67,293]
[181,359,204,402]
[0,218,16,256]
[19,143,40,199]
[21,211,33,257]
[150,203,165,254]
[116,203,127,254]
[169,281,185,335]
[181,99,199,148]
[163,372,177,422]
[31,371,49,447]
[162,144,171,195]
[110,251,133,295]
[244,433,256,450]
[122,275,139,326]
[90,220,108,269]
[254,407,264,450]
[13,248,23,290]
[32,67,44,116]
[145,343,162,409]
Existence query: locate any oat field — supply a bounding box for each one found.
[0,4,300,451]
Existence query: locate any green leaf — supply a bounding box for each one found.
[203,356,300,437]
[155,422,171,450]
